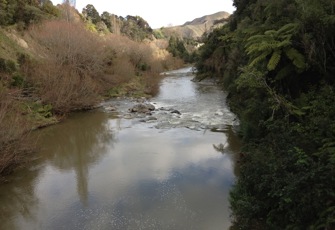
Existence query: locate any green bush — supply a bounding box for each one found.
[230,86,335,229]
[37,104,53,118]
[0,58,17,73]
[11,73,25,87]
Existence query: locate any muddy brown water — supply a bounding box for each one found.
[0,67,241,230]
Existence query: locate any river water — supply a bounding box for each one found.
[0,67,240,230]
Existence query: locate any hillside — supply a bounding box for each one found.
[160,11,230,39]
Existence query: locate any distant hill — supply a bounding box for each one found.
[160,11,231,39]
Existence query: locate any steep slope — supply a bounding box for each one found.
[161,11,230,39]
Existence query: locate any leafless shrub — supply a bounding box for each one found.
[27,19,184,113]
[107,56,135,85]
[0,89,32,178]
[102,34,166,96]
[28,20,108,113]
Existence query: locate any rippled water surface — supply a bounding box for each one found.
[0,67,240,230]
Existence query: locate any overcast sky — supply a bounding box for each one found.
[51,0,236,29]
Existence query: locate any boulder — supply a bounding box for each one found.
[129,103,155,113]
[171,109,181,115]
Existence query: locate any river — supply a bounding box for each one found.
[0,67,241,230]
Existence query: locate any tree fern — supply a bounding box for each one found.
[277,23,298,35]
[245,23,305,72]
[277,40,291,48]
[250,50,272,67]
[246,40,277,55]
[267,50,282,71]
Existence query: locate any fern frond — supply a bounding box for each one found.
[250,50,272,66]
[246,34,265,42]
[277,23,298,35]
[246,36,272,49]
[285,48,306,70]
[267,50,282,71]
[246,41,276,55]
[246,43,261,53]
[264,30,277,36]
[269,41,282,49]
[277,40,291,48]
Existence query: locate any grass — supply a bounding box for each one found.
[0,28,23,61]
[22,101,59,129]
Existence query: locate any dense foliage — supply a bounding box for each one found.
[167,36,195,63]
[82,4,153,41]
[195,0,335,229]
[0,0,59,28]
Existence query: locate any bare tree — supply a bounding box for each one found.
[28,20,108,113]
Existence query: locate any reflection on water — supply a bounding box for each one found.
[39,111,115,205]
[0,67,241,230]
[0,162,40,230]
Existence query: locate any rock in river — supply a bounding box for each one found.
[129,103,155,113]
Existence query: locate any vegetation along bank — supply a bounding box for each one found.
[2,0,334,229]
[195,0,335,229]
[0,0,190,180]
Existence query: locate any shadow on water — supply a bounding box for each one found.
[212,125,242,176]
[0,162,40,230]
[0,110,116,229]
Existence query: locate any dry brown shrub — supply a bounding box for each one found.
[30,63,100,112]
[107,56,135,85]
[153,39,169,50]
[102,34,166,95]
[104,35,164,72]
[27,20,184,109]
[140,72,162,96]
[0,89,32,178]
[28,20,109,113]
[160,54,185,70]
[148,39,185,71]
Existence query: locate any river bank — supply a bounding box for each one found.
[0,67,241,229]
[0,60,185,182]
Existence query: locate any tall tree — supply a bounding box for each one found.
[82,4,101,24]
[14,0,26,23]
[0,0,8,25]
[101,11,112,29]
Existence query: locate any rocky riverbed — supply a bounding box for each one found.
[100,68,239,132]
